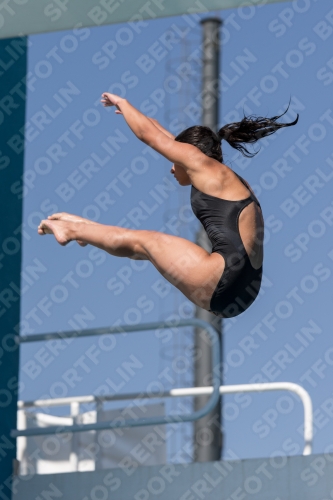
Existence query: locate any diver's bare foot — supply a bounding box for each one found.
[47,213,95,246]
[76,240,87,247]
[38,220,75,246]
[48,212,96,225]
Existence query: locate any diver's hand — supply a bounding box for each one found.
[101,92,124,114]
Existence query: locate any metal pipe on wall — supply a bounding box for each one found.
[194,17,223,463]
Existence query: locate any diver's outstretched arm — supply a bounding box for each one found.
[101,93,161,144]
[147,118,175,139]
[100,92,211,178]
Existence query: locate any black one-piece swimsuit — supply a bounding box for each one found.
[191,174,263,318]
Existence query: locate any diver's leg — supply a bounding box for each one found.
[38,219,225,309]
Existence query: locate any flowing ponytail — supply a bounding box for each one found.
[218,108,299,158]
[175,106,298,162]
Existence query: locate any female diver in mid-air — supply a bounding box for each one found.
[38,93,298,318]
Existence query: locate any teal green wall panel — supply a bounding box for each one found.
[0,37,26,500]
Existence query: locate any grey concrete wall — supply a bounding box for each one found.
[12,453,333,500]
[1,0,291,40]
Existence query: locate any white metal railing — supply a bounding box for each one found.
[18,382,313,455]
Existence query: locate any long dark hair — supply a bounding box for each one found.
[175,108,298,161]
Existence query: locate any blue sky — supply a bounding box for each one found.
[19,0,333,461]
